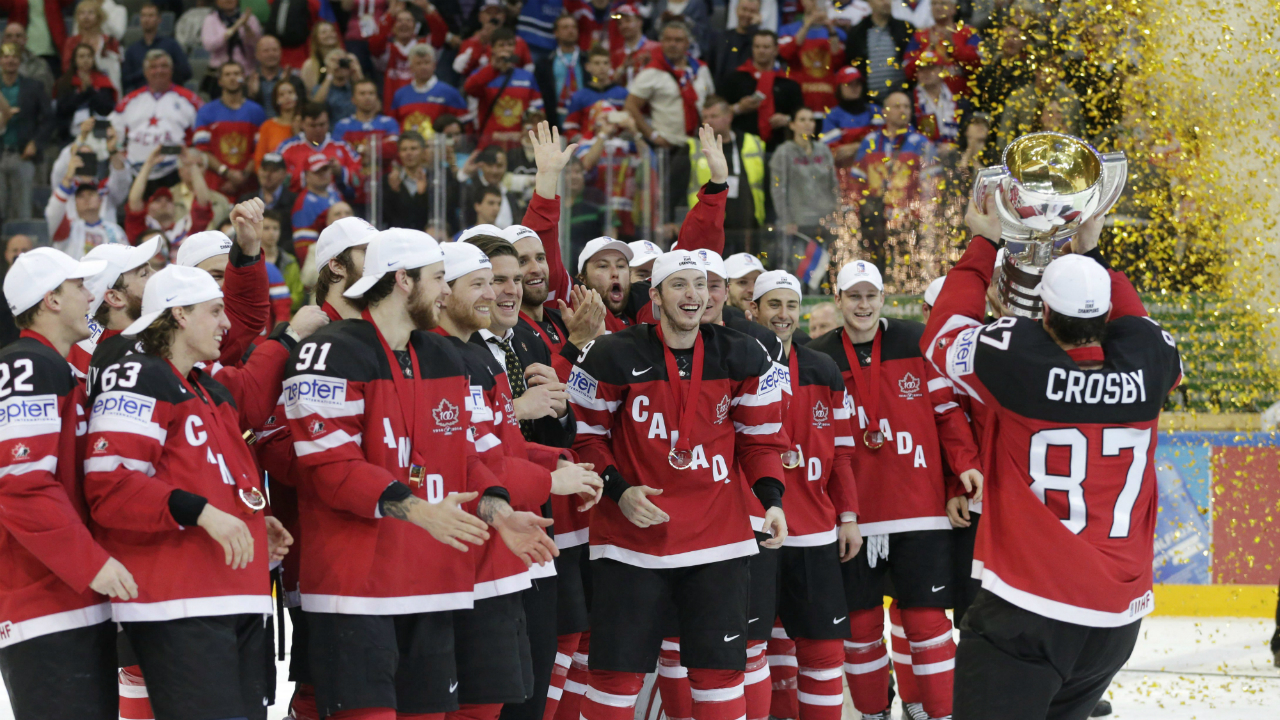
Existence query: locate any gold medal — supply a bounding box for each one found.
[668,448,693,470]
[781,448,803,469]
[409,465,426,488]
[864,429,885,450]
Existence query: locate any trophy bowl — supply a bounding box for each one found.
[972,132,1128,318]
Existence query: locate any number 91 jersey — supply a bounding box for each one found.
[937,314,1182,627]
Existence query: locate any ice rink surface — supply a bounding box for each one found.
[1,615,1276,720]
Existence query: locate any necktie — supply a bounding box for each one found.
[489,336,533,440]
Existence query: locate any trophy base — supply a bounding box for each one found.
[998,260,1048,319]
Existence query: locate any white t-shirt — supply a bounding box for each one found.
[113,85,202,179]
[627,64,713,146]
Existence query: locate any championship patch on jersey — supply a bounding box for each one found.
[91,391,156,424]
[466,385,494,423]
[757,362,788,402]
[284,375,348,413]
[947,327,980,377]
[567,366,598,403]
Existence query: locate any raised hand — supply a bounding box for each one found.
[230,197,265,256]
[530,120,579,176]
[965,188,1002,241]
[289,305,331,339]
[699,124,728,183]
[560,285,606,348]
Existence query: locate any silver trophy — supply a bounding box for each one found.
[971,132,1127,318]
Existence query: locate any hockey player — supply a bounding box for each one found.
[807,261,982,720]
[282,228,558,720]
[568,250,788,720]
[68,237,160,377]
[750,271,862,720]
[924,198,1172,720]
[0,248,137,720]
[82,263,294,720]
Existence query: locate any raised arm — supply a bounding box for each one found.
[674,124,729,253]
[522,121,578,304]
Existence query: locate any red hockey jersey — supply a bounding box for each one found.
[568,323,787,568]
[83,354,279,621]
[808,319,979,536]
[0,333,111,645]
[282,319,501,614]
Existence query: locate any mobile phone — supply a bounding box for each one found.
[93,119,111,139]
[160,145,183,155]
[338,58,351,69]
[77,152,99,177]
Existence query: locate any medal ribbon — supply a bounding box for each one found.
[169,361,262,514]
[841,326,882,439]
[362,310,428,471]
[654,323,704,459]
[782,347,803,469]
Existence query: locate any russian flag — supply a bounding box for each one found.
[795,238,830,292]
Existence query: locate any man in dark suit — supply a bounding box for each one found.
[844,0,914,103]
[533,13,588,131]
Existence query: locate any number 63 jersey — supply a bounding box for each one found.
[932,314,1182,627]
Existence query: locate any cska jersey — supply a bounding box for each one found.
[563,83,630,138]
[291,188,342,262]
[567,323,787,568]
[808,318,979,536]
[193,98,268,187]
[282,320,501,615]
[464,66,543,149]
[390,77,468,134]
[777,23,846,116]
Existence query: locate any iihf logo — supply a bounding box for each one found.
[10,443,28,460]
[308,420,325,436]
[898,373,922,399]
[812,401,830,428]
[433,399,460,428]
[857,261,867,272]
[715,395,730,424]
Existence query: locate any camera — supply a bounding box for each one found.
[338,58,351,70]
[92,119,111,140]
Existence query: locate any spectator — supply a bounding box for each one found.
[576,103,647,238]
[194,61,266,197]
[601,3,658,87]
[891,0,934,30]
[850,88,934,266]
[1066,21,1127,140]
[806,299,837,337]
[0,232,29,344]
[3,22,55,95]
[277,102,363,199]
[624,19,712,169]
[935,110,990,241]
[291,152,342,258]
[464,27,542,149]
[690,96,764,243]
[47,151,126,258]
[71,0,124,39]
[462,144,515,227]
[563,44,628,139]
[0,0,69,78]
[454,0,534,78]
[333,77,400,180]
[246,35,305,118]
[821,66,881,166]
[312,47,363,121]
[770,106,838,240]
[383,130,459,232]
[125,146,214,256]
[469,183,503,228]
[49,117,131,220]
[261,207,303,314]
[114,49,201,186]
[777,0,846,118]
[709,0,760,88]
[846,0,912,102]
[325,199,353,223]
[912,50,967,147]
[722,28,803,148]
[390,44,467,134]
[0,42,51,222]
[3,233,32,264]
[533,14,584,129]
[650,0,713,61]
[974,17,1034,120]
[53,42,115,141]
[996,52,1080,150]
[300,21,344,95]
[263,0,319,69]
[904,0,981,97]
[254,79,300,168]
[564,156,604,250]
[63,0,121,90]
[516,0,559,56]
[372,7,430,110]
[240,153,298,240]
[202,0,263,73]
[121,3,193,93]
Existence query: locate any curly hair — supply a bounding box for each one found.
[138,307,187,358]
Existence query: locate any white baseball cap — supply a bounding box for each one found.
[723,252,765,279]
[577,236,633,273]
[836,260,883,293]
[650,250,707,287]
[502,225,540,244]
[1039,254,1110,319]
[442,241,493,282]
[752,270,802,301]
[4,247,107,316]
[175,231,234,268]
[459,224,506,243]
[315,217,378,268]
[692,248,726,278]
[344,228,444,298]
[923,276,946,307]
[84,237,161,315]
[122,265,223,336]
[628,240,663,268]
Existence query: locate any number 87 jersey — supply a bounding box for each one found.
[933,314,1182,627]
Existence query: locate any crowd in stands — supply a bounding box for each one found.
[0,0,1138,304]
